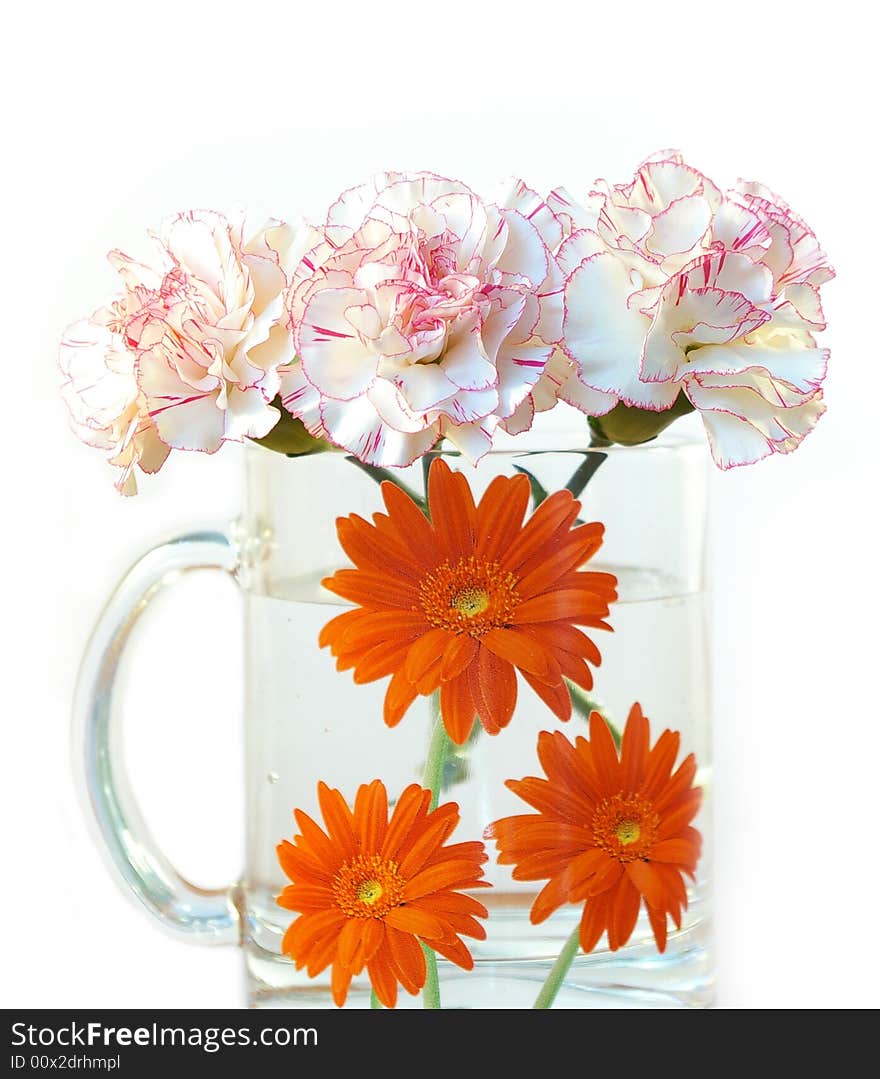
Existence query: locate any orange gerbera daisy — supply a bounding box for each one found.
[320,457,617,743]
[486,704,702,953]
[276,779,489,1008]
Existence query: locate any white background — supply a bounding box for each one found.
[3,0,877,1009]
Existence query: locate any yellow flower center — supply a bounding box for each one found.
[356,879,384,905]
[333,854,405,919]
[615,820,641,846]
[420,556,519,637]
[592,794,659,863]
[452,587,490,617]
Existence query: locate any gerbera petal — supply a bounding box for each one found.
[609,876,641,951]
[626,860,669,910]
[277,838,332,884]
[555,649,594,691]
[654,862,689,911]
[619,703,650,791]
[503,776,588,823]
[653,754,698,814]
[642,729,682,798]
[361,918,386,965]
[367,952,399,1009]
[646,904,669,953]
[502,490,579,572]
[515,523,605,597]
[383,906,446,939]
[337,918,366,971]
[523,622,603,666]
[398,807,460,876]
[276,883,335,912]
[529,875,573,924]
[428,458,477,558]
[521,669,572,721]
[292,809,341,867]
[405,859,491,900]
[304,926,342,977]
[468,645,517,734]
[579,891,612,953]
[322,568,419,610]
[331,962,353,1008]
[380,480,435,555]
[440,634,479,681]
[284,909,347,954]
[386,925,427,993]
[404,628,454,683]
[336,514,420,578]
[651,838,700,874]
[318,609,365,650]
[439,673,477,744]
[657,791,703,838]
[429,935,475,971]
[537,729,601,801]
[381,784,432,860]
[565,850,616,893]
[416,891,490,921]
[333,610,428,652]
[354,779,388,854]
[585,858,624,897]
[352,640,414,683]
[476,473,531,561]
[383,668,419,728]
[317,782,358,858]
[588,711,621,792]
[481,627,553,680]
[515,589,610,624]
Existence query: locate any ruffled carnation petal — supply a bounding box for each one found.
[280,172,563,466]
[558,151,834,466]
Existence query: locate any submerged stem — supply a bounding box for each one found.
[566,681,622,748]
[564,451,608,498]
[421,942,442,1009]
[533,925,581,1009]
[419,690,450,1008]
[345,456,426,509]
[422,692,451,812]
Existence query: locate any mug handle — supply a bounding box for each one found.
[74,529,242,945]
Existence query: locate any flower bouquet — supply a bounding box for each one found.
[65,152,832,1008]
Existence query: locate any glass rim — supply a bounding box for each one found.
[246,410,707,463]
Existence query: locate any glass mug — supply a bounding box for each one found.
[75,428,713,1008]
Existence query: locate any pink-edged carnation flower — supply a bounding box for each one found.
[278,172,571,466]
[555,151,834,468]
[60,306,169,495]
[61,211,301,490]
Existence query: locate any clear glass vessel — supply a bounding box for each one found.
[75,423,713,1009]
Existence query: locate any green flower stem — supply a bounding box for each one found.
[422,692,451,811]
[370,989,383,1009]
[533,925,581,1009]
[419,690,450,1009]
[564,452,608,498]
[346,457,426,509]
[420,942,442,1010]
[566,681,622,748]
